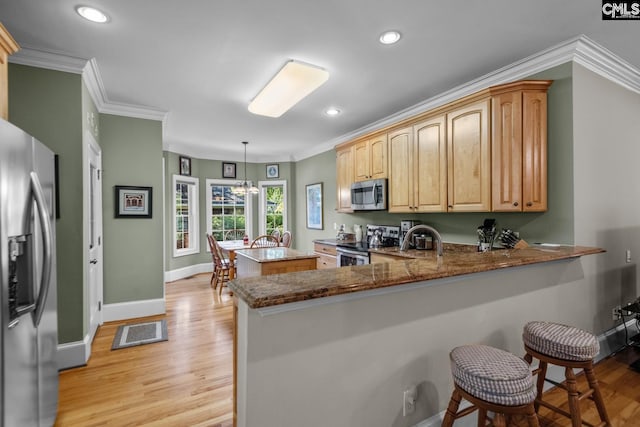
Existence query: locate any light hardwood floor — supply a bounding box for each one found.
[55,274,234,426]
[54,273,640,426]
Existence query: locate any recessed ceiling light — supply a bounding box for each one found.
[379,30,401,45]
[75,6,109,23]
[325,107,341,116]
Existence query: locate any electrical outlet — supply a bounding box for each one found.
[626,249,632,263]
[403,385,417,416]
[612,305,622,321]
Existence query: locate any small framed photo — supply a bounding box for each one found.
[179,156,191,176]
[223,162,236,178]
[305,182,323,230]
[266,164,279,179]
[115,186,153,218]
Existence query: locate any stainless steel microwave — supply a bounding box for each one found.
[351,178,387,211]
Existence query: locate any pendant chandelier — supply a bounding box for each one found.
[233,141,259,195]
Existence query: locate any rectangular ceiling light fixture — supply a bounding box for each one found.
[248,60,329,118]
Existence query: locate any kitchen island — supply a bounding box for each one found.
[229,245,604,427]
[234,247,318,278]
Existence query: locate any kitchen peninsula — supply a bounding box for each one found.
[229,245,604,427]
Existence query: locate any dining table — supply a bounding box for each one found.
[217,239,251,279]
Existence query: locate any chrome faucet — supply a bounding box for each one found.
[400,224,444,257]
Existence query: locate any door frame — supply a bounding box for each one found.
[83,130,103,354]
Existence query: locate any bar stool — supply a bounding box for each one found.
[442,344,540,427]
[522,321,611,427]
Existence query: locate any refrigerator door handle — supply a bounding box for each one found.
[30,171,53,328]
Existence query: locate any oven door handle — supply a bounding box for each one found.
[337,248,369,257]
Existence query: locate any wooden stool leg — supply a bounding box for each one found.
[477,408,487,426]
[493,413,507,427]
[584,366,611,426]
[525,402,541,427]
[442,388,463,427]
[564,367,582,427]
[534,360,547,411]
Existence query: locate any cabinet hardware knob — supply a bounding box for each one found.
[526,202,533,207]
[513,201,519,207]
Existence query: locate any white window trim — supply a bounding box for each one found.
[206,179,254,247]
[173,175,199,257]
[258,180,287,235]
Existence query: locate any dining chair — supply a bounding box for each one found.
[270,229,281,242]
[250,234,279,248]
[207,234,231,293]
[281,231,292,248]
[224,229,245,241]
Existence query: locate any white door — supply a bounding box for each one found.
[86,133,103,343]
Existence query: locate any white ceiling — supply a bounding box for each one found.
[1,1,639,162]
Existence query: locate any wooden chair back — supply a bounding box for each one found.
[224,229,245,241]
[281,231,292,248]
[270,229,281,242]
[250,234,279,248]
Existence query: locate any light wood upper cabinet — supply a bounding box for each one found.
[0,23,20,121]
[354,134,387,181]
[491,81,551,212]
[447,98,491,212]
[387,127,413,212]
[388,118,447,213]
[336,79,551,214]
[336,144,354,212]
[414,115,448,212]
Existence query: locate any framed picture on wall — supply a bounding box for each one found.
[179,156,191,176]
[305,182,323,230]
[266,164,279,179]
[114,185,153,218]
[223,162,236,178]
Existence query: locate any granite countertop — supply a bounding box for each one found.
[235,247,319,263]
[228,244,604,309]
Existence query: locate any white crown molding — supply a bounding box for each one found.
[10,46,167,122]
[294,34,640,161]
[82,58,167,121]
[9,45,87,74]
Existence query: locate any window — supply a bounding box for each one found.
[206,179,253,241]
[173,175,199,256]
[258,180,287,236]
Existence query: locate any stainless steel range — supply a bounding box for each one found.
[336,224,400,267]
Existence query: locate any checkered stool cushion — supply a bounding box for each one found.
[450,344,536,406]
[523,321,599,361]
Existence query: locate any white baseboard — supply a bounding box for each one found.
[57,334,91,371]
[56,298,167,370]
[102,298,166,322]
[164,262,212,282]
[412,319,636,426]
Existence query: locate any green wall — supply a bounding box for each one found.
[8,63,85,343]
[9,64,164,343]
[295,64,575,251]
[163,151,295,271]
[101,114,164,302]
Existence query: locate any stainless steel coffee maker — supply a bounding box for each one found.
[400,220,420,247]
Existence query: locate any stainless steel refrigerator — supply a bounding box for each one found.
[0,118,58,426]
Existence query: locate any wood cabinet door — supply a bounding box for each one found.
[522,91,547,211]
[336,146,354,212]
[414,115,448,212]
[492,91,523,211]
[387,127,414,212]
[447,98,491,212]
[353,140,370,182]
[369,135,388,179]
